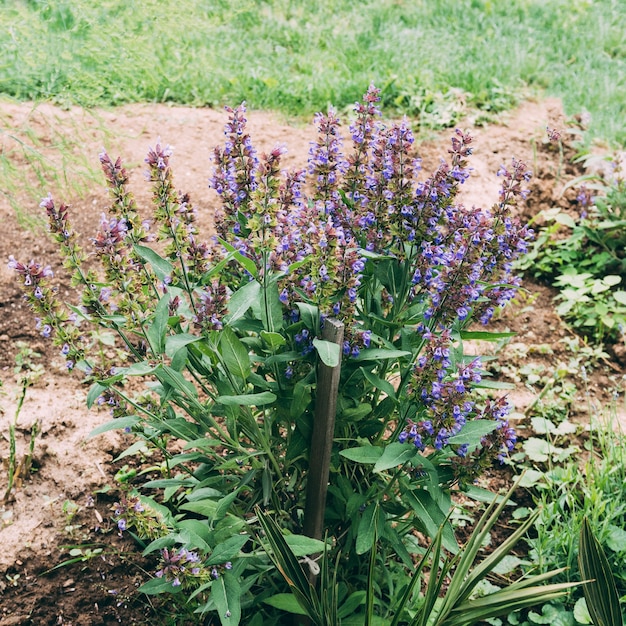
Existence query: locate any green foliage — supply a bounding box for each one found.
[521,417,626,621]
[523,152,626,343]
[1,0,626,141]
[258,479,578,626]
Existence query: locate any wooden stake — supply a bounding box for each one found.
[303,317,344,542]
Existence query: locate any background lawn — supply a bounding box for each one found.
[1,0,625,143]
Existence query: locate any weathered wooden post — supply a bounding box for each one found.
[303,317,344,544]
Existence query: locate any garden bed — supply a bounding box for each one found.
[0,97,623,625]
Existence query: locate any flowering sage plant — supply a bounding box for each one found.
[10,86,533,624]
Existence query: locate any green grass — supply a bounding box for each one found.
[1,0,626,142]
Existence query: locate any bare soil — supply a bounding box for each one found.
[0,97,623,625]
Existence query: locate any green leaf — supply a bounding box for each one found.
[612,291,626,305]
[212,570,241,626]
[373,442,417,473]
[573,598,593,625]
[263,594,308,616]
[213,490,240,521]
[603,274,622,287]
[224,280,261,324]
[446,421,499,448]
[89,415,140,438]
[554,213,577,228]
[352,348,411,361]
[133,244,174,282]
[165,333,201,359]
[206,535,249,566]
[523,437,553,463]
[284,535,327,557]
[461,485,514,506]
[356,503,377,555]
[139,576,181,595]
[218,239,258,278]
[290,380,312,420]
[116,361,159,377]
[491,554,523,575]
[405,489,457,551]
[146,293,170,355]
[219,326,251,382]
[259,281,284,332]
[606,524,626,552]
[361,368,396,399]
[531,416,556,434]
[337,591,366,619]
[579,516,622,626]
[339,446,384,464]
[312,338,341,367]
[261,331,287,351]
[473,380,516,390]
[295,302,319,330]
[86,382,107,409]
[217,392,277,406]
[156,364,198,398]
[255,509,322,623]
[528,603,575,626]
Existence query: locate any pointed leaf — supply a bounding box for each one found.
[373,442,418,473]
[263,594,308,616]
[405,489,457,552]
[212,570,241,626]
[352,348,411,361]
[133,244,174,282]
[217,392,277,406]
[361,368,396,399]
[313,338,341,367]
[146,293,170,354]
[86,382,107,409]
[260,281,284,332]
[339,446,384,464]
[218,239,258,278]
[224,280,261,325]
[356,503,377,555]
[459,330,516,341]
[446,420,499,448]
[165,333,201,359]
[89,415,140,438]
[579,516,622,626]
[219,326,251,381]
[206,535,249,566]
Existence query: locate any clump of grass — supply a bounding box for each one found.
[1,343,43,503]
[0,102,108,224]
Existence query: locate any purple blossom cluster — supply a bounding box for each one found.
[193,279,229,332]
[154,547,232,589]
[113,491,168,540]
[401,330,480,450]
[398,328,517,479]
[449,397,517,484]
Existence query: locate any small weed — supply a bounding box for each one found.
[2,343,43,503]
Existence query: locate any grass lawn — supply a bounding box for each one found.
[1,0,626,143]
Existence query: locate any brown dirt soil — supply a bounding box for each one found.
[0,97,624,625]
